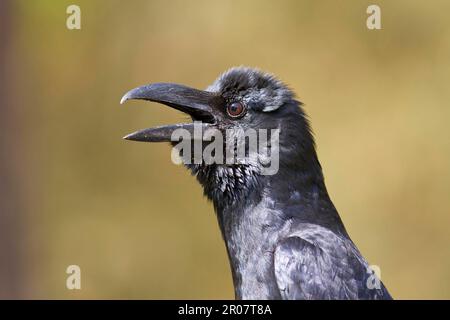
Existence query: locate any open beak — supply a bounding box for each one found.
[120,83,223,142]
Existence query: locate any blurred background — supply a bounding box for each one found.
[0,0,449,299]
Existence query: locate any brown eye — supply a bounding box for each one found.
[227,102,246,118]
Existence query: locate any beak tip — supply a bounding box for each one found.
[123,133,134,140]
[120,94,129,105]
[123,131,145,142]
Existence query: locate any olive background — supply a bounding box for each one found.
[0,0,449,299]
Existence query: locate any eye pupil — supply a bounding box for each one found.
[227,102,245,118]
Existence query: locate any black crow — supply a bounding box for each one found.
[120,67,392,300]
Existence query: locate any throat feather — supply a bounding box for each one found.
[188,164,262,207]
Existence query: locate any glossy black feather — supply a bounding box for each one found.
[274,230,391,299]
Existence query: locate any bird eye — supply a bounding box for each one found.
[226,102,246,118]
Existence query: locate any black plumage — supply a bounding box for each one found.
[121,67,392,300]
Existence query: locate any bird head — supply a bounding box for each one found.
[121,67,319,205]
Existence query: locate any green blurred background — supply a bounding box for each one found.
[0,0,449,299]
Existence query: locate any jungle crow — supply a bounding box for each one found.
[120,67,392,300]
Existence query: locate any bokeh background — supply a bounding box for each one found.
[0,0,449,299]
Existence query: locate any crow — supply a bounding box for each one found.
[120,67,392,300]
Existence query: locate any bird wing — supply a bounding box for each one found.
[273,232,390,299]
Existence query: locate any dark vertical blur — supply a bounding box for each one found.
[0,0,25,299]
